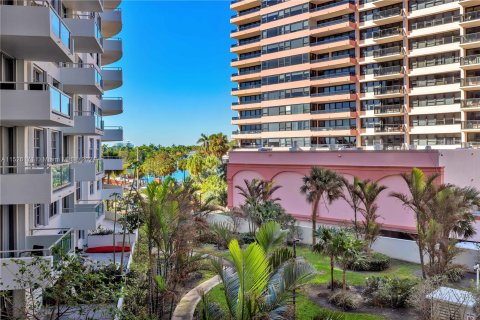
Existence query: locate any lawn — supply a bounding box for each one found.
[296,245,421,286]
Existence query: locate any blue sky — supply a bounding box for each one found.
[105,1,235,146]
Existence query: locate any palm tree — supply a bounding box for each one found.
[300,167,343,245]
[341,177,362,238]
[235,178,281,204]
[424,186,479,276]
[197,133,210,151]
[390,168,440,279]
[211,222,316,320]
[313,227,343,291]
[355,179,387,250]
[336,232,364,291]
[208,133,229,159]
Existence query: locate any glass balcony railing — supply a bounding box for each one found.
[50,86,72,117]
[50,7,71,50]
[51,163,72,190]
[373,7,403,21]
[373,104,404,114]
[373,27,403,39]
[412,138,462,146]
[311,107,355,114]
[312,17,354,29]
[462,11,480,23]
[461,54,480,66]
[373,124,405,132]
[461,98,480,109]
[373,46,403,58]
[311,126,355,131]
[462,120,480,130]
[95,159,104,173]
[462,32,480,44]
[374,85,404,95]
[461,76,480,87]
[231,6,261,18]
[410,15,460,30]
[373,65,404,77]
[311,89,356,97]
[310,0,354,12]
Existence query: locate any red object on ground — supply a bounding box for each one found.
[85,246,131,253]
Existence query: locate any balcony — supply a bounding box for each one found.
[310,0,355,19]
[460,76,480,90]
[101,67,123,90]
[461,11,480,28]
[63,0,104,12]
[372,27,403,44]
[311,126,356,132]
[462,120,480,131]
[372,46,404,62]
[460,54,480,70]
[62,112,104,136]
[232,129,262,135]
[0,163,74,205]
[102,38,123,65]
[59,63,103,95]
[102,126,123,142]
[63,14,102,53]
[412,138,462,148]
[102,183,124,200]
[103,157,125,171]
[71,159,104,181]
[0,82,73,127]
[0,1,74,62]
[461,98,480,111]
[373,65,404,79]
[101,97,123,116]
[373,104,405,116]
[100,8,122,38]
[373,124,406,133]
[372,7,403,24]
[461,32,480,49]
[0,228,74,291]
[61,203,104,230]
[374,85,405,97]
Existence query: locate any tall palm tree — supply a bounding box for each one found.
[208,133,229,159]
[313,227,343,291]
[340,177,362,238]
[300,167,343,245]
[197,133,210,152]
[355,179,387,249]
[235,178,281,205]
[336,232,364,291]
[390,168,440,279]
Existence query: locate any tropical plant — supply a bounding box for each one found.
[207,222,316,320]
[300,167,343,245]
[313,227,344,291]
[341,177,362,238]
[336,233,364,290]
[355,179,387,249]
[390,168,440,279]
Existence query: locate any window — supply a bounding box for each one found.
[89,138,94,158]
[34,204,43,227]
[97,180,100,190]
[89,182,94,195]
[51,131,59,163]
[33,129,42,165]
[77,136,84,159]
[77,97,83,115]
[76,182,81,201]
[96,140,101,158]
[49,201,58,218]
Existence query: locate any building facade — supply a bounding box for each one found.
[0,0,124,315]
[230,0,480,150]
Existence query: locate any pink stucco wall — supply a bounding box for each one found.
[228,150,447,233]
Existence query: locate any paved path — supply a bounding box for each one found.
[171,275,222,320]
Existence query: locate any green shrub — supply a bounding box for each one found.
[239,232,256,244]
[327,279,346,290]
[443,264,466,283]
[364,276,417,308]
[347,252,391,271]
[197,230,217,245]
[313,309,345,320]
[328,291,362,311]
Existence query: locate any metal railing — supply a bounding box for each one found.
[373,27,403,39]
[373,104,404,114]
[461,76,480,87]
[410,14,461,30]
[232,114,261,120]
[373,46,404,58]
[310,0,354,12]
[462,120,480,130]
[311,89,355,97]
[462,32,480,44]
[311,107,355,114]
[312,17,354,29]
[411,118,461,126]
[231,6,260,18]
[232,129,262,134]
[373,7,403,21]
[311,34,355,46]
[461,54,480,66]
[52,163,72,190]
[462,11,480,23]
[311,126,355,131]
[374,85,404,95]
[373,124,406,132]
[374,65,404,77]
[412,138,462,146]
[461,98,480,109]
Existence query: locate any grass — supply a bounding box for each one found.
[296,245,420,286]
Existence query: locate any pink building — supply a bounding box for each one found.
[227,149,480,240]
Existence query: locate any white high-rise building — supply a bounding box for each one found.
[0,0,124,315]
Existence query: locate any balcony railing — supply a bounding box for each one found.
[462,120,480,130]
[373,104,404,114]
[462,32,480,44]
[374,85,404,95]
[50,6,72,50]
[310,0,354,12]
[461,76,480,87]
[461,54,480,66]
[412,138,462,146]
[312,17,354,29]
[311,89,356,97]
[311,126,355,131]
[311,72,355,81]
[411,118,461,126]
[232,130,262,134]
[95,159,104,173]
[373,7,403,21]
[311,107,355,114]
[232,52,261,62]
[232,114,262,120]
[232,22,261,33]
[231,6,261,18]
[52,163,72,190]
[372,46,404,58]
[461,98,480,109]
[232,37,261,47]
[29,228,74,263]
[373,65,404,77]
[373,27,403,39]
[373,124,405,132]
[462,11,480,23]
[59,62,103,88]
[234,84,261,91]
[0,82,72,117]
[410,15,461,30]
[311,34,355,46]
